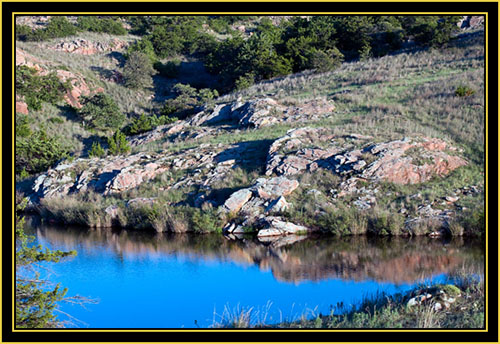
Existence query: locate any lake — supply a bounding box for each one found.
[25,217,484,329]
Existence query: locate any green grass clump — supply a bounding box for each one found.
[454,85,475,97]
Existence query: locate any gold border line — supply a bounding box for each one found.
[9,11,490,334]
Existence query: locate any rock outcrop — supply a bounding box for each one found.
[265,127,467,187]
[16,48,96,108]
[189,97,335,129]
[49,38,129,55]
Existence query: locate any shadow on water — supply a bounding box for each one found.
[27,217,484,286]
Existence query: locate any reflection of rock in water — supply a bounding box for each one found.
[30,219,483,285]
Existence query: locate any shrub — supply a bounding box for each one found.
[124,113,177,136]
[15,113,32,138]
[88,141,106,158]
[235,73,255,91]
[455,85,475,97]
[107,130,130,156]
[368,210,405,236]
[15,24,32,41]
[44,16,78,38]
[78,94,125,131]
[16,66,71,111]
[160,83,218,118]
[16,129,68,174]
[126,39,158,64]
[123,51,157,89]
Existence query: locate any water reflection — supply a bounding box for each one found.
[28,217,484,285]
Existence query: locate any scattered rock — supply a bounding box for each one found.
[254,177,299,200]
[223,188,253,213]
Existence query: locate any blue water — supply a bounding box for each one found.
[28,224,482,329]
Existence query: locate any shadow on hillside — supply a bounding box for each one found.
[106,51,127,67]
[90,66,123,84]
[215,139,274,174]
[77,133,108,157]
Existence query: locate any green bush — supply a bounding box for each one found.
[126,39,158,64]
[124,113,177,136]
[24,16,77,41]
[16,113,32,138]
[368,210,405,236]
[160,83,218,118]
[16,129,68,174]
[16,66,71,111]
[78,94,125,131]
[455,85,475,97]
[15,24,32,41]
[76,16,126,35]
[123,51,157,89]
[45,16,78,38]
[88,141,106,158]
[107,130,130,156]
[235,72,255,91]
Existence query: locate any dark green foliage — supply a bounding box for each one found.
[154,60,181,78]
[23,16,77,41]
[76,16,127,35]
[15,113,32,138]
[400,16,462,47]
[88,141,106,158]
[16,129,68,175]
[368,210,405,236]
[78,94,125,131]
[455,85,475,97]
[161,83,218,119]
[16,24,32,41]
[16,66,71,111]
[123,51,157,89]
[309,48,344,73]
[126,39,158,64]
[16,200,76,328]
[124,113,177,136]
[107,130,130,155]
[45,16,78,38]
[235,72,255,90]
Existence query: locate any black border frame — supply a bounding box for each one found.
[3,1,498,342]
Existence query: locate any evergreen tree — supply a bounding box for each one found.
[16,200,76,328]
[123,51,157,89]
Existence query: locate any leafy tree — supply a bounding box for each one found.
[16,199,76,328]
[108,130,131,155]
[16,66,71,111]
[78,94,125,131]
[122,51,157,89]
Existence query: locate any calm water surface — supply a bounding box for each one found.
[26,218,484,328]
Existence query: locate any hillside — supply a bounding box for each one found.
[15,16,485,241]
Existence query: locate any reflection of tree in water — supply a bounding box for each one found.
[29,218,484,285]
